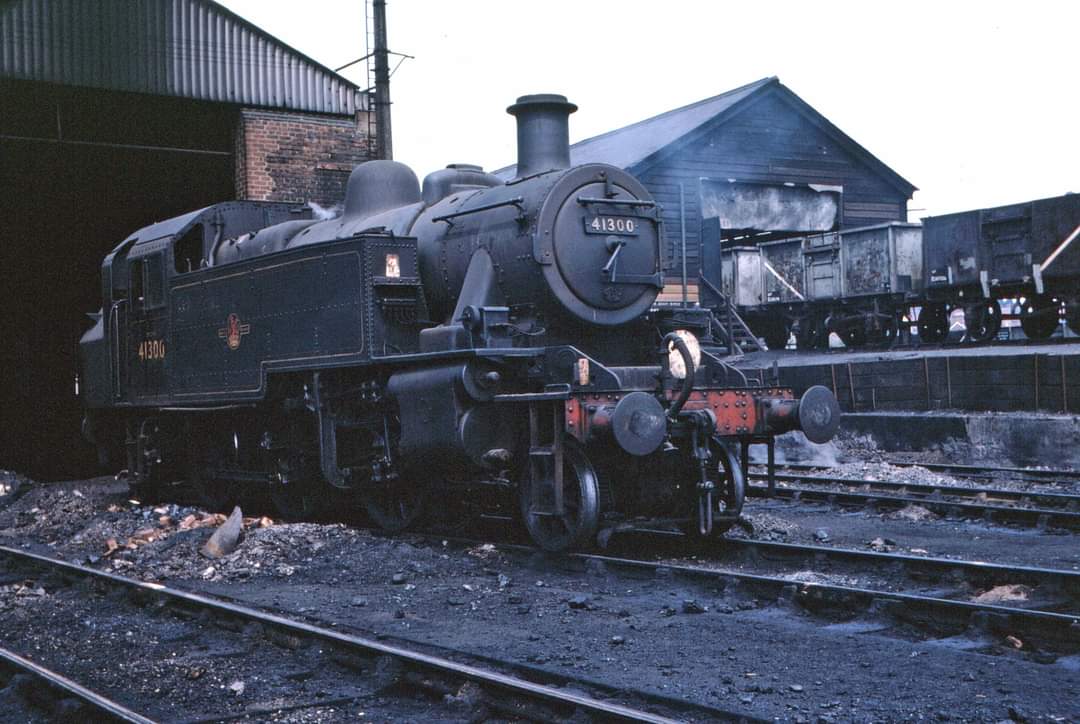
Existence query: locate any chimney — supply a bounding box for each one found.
[507,94,577,179]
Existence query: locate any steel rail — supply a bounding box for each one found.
[747,484,1080,529]
[0,644,157,723]
[762,461,1080,481]
[473,541,1080,639]
[610,531,1080,593]
[750,472,1080,508]
[0,545,709,724]
[430,534,1080,635]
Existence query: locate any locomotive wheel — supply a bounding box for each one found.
[519,439,599,552]
[363,478,428,533]
[917,303,948,343]
[1020,295,1061,340]
[963,301,1002,343]
[186,429,241,513]
[681,439,746,538]
[188,463,240,514]
[269,452,330,522]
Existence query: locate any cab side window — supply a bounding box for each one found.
[130,254,165,310]
[144,254,165,308]
[174,224,203,273]
[130,259,145,307]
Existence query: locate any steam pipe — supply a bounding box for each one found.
[663,333,695,418]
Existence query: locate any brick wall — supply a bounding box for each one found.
[234,108,374,207]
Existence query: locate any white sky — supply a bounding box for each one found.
[218,0,1078,219]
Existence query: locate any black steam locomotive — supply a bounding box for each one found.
[79,94,840,551]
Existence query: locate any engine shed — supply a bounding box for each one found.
[0,0,374,479]
[497,77,917,300]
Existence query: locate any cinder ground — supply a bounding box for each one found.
[0,438,1078,722]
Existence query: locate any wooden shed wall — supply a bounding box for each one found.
[634,89,909,278]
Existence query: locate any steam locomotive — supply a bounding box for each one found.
[79,94,840,551]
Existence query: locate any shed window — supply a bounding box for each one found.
[174,224,203,273]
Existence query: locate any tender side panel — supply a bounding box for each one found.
[169,242,369,397]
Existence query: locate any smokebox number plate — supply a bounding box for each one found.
[585,215,640,236]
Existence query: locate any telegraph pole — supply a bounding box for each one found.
[372,0,392,160]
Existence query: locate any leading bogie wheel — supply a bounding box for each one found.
[681,439,746,538]
[519,439,600,552]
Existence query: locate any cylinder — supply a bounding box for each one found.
[507,94,577,179]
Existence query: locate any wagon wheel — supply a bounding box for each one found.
[1019,295,1061,340]
[681,438,746,538]
[866,312,900,348]
[794,314,825,350]
[840,325,867,349]
[1067,301,1080,336]
[963,301,1002,343]
[519,438,599,552]
[762,321,791,351]
[917,303,949,344]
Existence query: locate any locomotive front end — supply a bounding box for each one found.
[390,93,843,551]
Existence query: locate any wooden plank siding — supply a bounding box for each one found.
[632,89,909,279]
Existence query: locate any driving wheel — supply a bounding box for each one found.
[363,477,428,533]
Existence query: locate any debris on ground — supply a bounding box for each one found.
[888,504,938,522]
[973,584,1032,604]
[200,506,245,559]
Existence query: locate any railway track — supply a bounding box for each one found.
[0,644,155,723]
[745,474,1080,529]
[0,545,747,723]
[609,533,1080,603]
[423,533,1080,662]
[762,462,1080,484]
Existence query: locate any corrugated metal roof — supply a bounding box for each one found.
[495,77,916,196]
[0,0,366,115]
